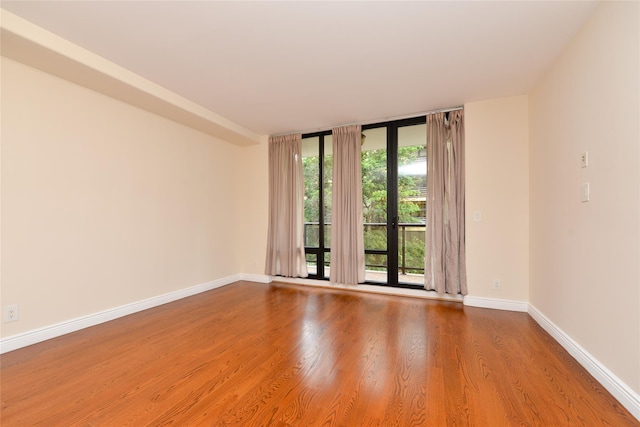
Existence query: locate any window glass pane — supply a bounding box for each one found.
[324,252,331,279]
[323,135,333,249]
[398,124,426,282]
[397,124,426,224]
[399,225,425,274]
[306,253,317,277]
[302,136,320,247]
[361,127,387,252]
[365,253,387,283]
[304,223,319,248]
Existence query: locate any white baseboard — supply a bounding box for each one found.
[0,274,243,354]
[272,277,464,302]
[463,295,528,312]
[239,273,272,283]
[528,304,640,421]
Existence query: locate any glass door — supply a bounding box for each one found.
[362,118,426,288]
[302,117,426,288]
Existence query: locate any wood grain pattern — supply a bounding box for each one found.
[1,281,637,426]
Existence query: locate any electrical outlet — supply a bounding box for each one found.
[492,279,502,290]
[3,304,19,323]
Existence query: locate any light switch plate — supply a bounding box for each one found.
[581,182,590,202]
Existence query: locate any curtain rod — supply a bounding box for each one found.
[273,106,463,137]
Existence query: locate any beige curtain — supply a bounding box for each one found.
[265,134,308,278]
[330,125,365,284]
[425,110,467,295]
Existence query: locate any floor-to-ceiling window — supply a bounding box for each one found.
[302,117,426,289]
[301,132,332,279]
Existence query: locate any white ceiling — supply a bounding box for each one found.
[1,1,599,136]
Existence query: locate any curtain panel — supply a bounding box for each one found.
[265,134,308,278]
[330,125,366,285]
[425,110,468,295]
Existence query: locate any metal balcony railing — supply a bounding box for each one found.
[304,222,426,275]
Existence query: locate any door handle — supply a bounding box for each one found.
[391,216,398,229]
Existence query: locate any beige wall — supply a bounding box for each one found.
[529,1,640,393]
[465,96,530,301]
[1,58,243,337]
[233,97,534,299]
[236,135,269,275]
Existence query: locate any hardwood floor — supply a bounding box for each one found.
[1,281,637,426]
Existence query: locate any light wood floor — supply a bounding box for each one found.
[1,281,637,426]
